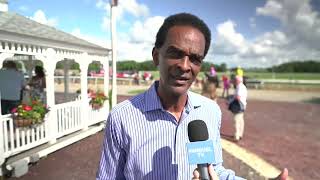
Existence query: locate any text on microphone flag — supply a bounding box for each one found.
[186,140,215,165]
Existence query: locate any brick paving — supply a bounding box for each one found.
[219,98,320,180]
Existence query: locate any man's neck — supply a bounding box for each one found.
[157,86,188,122]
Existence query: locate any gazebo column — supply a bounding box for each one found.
[63,59,71,101]
[77,53,90,130]
[38,48,58,144]
[102,57,109,110]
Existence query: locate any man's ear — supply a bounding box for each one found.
[152,47,159,66]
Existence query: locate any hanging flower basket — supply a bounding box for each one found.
[11,99,49,128]
[91,103,102,110]
[13,117,33,127]
[89,90,108,110]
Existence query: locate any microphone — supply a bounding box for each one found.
[187,120,213,180]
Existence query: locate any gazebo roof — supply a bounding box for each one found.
[0,11,110,55]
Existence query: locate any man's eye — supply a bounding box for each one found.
[189,55,203,65]
[167,50,185,59]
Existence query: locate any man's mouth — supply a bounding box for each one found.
[173,76,190,85]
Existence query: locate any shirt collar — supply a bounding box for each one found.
[143,81,202,113]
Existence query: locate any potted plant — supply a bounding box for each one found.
[89,91,108,110]
[11,99,50,128]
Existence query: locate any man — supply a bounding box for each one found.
[232,75,247,141]
[0,61,25,115]
[96,13,288,180]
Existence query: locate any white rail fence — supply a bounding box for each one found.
[88,101,109,126]
[0,97,109,173]
[1,114,48,158]
[55,100,83,139]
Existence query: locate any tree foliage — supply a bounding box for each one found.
[117,60,156,71]
[201,62,227,72]
[267,60,320,73]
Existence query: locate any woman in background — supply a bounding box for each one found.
[29,66,46,103]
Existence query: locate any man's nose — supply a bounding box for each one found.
[178,56,191,72]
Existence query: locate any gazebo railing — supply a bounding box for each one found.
[88,101,109,126]
[55,99,83,139]
[1,114,49,158]
[0,98,109,165]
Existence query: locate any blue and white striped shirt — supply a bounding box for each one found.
[97,81,244,180]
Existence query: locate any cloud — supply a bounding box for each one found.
[129,16,164,44]
[97,0,149,32]
[95,0,320,67]
[30,10,58,27]
[212,20,248,55]
[118,0,149,18]
[117,16,164,61]
[210,0,320,67]
[96,0,159,61]
[256,0,320,62]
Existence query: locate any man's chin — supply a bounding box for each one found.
[170,85,190,96]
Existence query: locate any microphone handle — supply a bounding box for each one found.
[197,163,210,180]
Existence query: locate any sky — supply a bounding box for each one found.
[7,0,320,68]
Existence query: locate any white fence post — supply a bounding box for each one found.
[77,53,90,131]
[0,93,5,177]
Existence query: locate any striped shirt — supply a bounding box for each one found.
[96,81,244,180]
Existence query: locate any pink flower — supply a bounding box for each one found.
[24,105,32,111]
[11,107,17,113]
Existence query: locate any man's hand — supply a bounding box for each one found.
[270,168,289,180]
[192,164,218,180]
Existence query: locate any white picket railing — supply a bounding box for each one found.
[1,114,49,158]
[0,98,109,166]
[88,101,109,126]
[55,100,83,139]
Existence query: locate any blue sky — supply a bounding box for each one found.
[7,0,320,68]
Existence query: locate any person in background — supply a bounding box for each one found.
[232,75,247,142]
[236,65,244,77]
[132,70,140,85]
[28,65,46,103]
[222,75,230,98]
[202,81,218,101]
[96,12,288,180]
[210,65,216,76]
[0,61,26,115]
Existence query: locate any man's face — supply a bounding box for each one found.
[153,25,206,96]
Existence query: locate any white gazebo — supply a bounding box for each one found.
[0,0,111,177]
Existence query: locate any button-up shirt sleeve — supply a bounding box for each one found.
[213,107,245,180]
[96,114,126,180]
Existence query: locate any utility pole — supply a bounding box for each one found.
[110,0,118,107]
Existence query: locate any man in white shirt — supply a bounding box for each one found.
[233,75,247,141]
[0,61,25,115]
